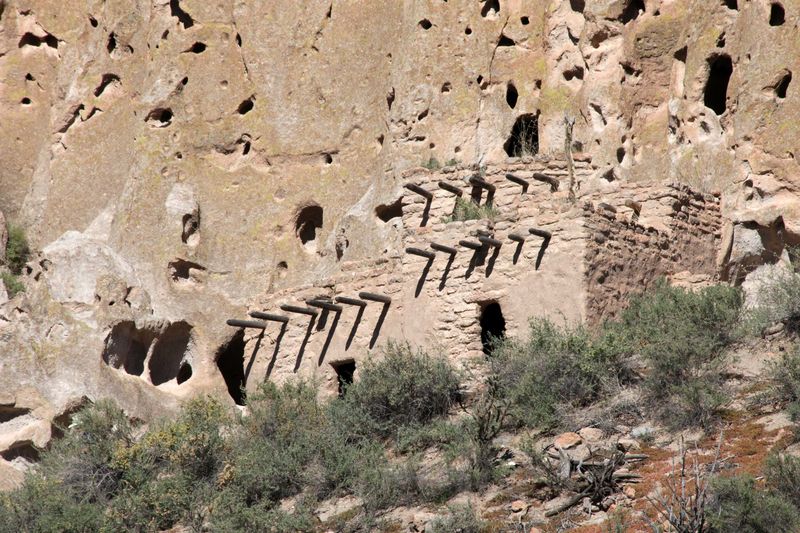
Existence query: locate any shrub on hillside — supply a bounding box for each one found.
[742,266,800,335]
[427,504,486,533]
[612,281,742,429]
[5,224,30,275]
[765,348,800,423]
[1,271,24,297]
[765,453,800,510]
[491,319,622,429]
[708,475,800,533]
[342,341,461,438]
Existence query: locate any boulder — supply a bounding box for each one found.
[553,432,582,449]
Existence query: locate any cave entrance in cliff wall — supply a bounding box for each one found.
[479,302,506,355]
[295,203,324,253]
[215,330,247,405]
[331,360,356,397]
[504,114,539,157]
[703,54,733,116]
[149,321,194,386]
[102,321,157,376]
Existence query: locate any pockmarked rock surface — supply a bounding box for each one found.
[0,0,799,486]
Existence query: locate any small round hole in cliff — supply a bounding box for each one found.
[480,302,506,356]
[216,330,246,405]
[295,204,323,251]
[149,321,193,386]
[375,198,403,222]
[504,113,539,157]
[146,107,173,127]
[776,71,792,99]
[770,3,785,25]
[506,82,518,109]
[703,54,732,115]
[21,97,31,106]
[723,0,738,10]
[569,0,585,12]
[237,97,254,115]
[418,19,432,30]
[102,321,157,376]
[187,41,206,53]
[521,16,530,24]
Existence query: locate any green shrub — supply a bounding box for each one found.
[1,271,24,297]
[708,475,800,533]
[423,157,442,170]
[765,349,800,425]
[427,504,486,533]
[444,197,499,223]
[491,319,621,429]
[741,267,800,335]
[342,342,461,438]
[613,281,742,429]
[6,224,30,275]
[765,453,800,509]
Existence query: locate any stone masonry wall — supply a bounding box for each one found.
[232,157,722,400]
[584,184,723,321]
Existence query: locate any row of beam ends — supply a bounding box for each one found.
[404,172,559,200]
[226,291,393,330]
[405,227,552,257]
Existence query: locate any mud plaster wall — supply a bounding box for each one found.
[236,158,721,398]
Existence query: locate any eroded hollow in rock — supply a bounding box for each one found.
[480,302,506,355]
[295,204,324,250]
[770,3,785,26]
[149,321,193,386]
[504,113,539,157]
[776,71,792,99]
[215,330,246,405]
[102,321,158,376]
[169,258,206,284]
[0,405,31,424]
[332,360,356,397]
[619,0,645,23]
[1,442,40,462]
[506,82,518,109]
[146,107,173,127]
[375,198,403,222]
[704,54,732,115]
[237,97,254,115]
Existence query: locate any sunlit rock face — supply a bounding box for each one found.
[0,0,798,481]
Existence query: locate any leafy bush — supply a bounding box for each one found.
[427,504,486,533]
[423,157,442,170]
[342,342,461,438]
[765,453,800,509]
[708,475,800,533]
[765,349,800,423]
[491,319,622,429]
[612,281,742,429]
[6,223,30,275]
[1,271,23,297]
[444,197,499,223]
[741,267,800,335]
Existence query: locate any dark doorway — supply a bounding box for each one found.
[332,360,356,397]
[504,114,539,157]
[480,302,506,355]
[704,55,733,115]
[770,3,785,25]
[215,330,247,405]
[295,204,323,248]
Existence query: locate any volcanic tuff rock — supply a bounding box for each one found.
[0,0,799,483]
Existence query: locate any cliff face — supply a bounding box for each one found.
[0,0,798,474]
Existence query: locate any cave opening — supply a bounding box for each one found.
[102,321,157,376]
[149,321,193,385]
[770,3,785,26]
[480,302,506,355]
[296,204,324,249]
[215,330,246,405]
[703,54,733,115]
[776,71,792,99]
[504,114,539,157]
